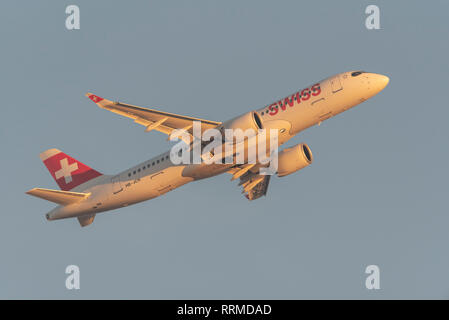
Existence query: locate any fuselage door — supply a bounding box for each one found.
[151,171,172,195]
[111,175,123,194]
[330,75,343,93]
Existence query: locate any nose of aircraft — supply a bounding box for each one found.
[373,73,390,91]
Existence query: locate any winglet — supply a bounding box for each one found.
[85,93,113,108]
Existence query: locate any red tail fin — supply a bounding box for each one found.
[40,149,102,191]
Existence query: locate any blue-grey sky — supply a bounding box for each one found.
[1,0,448,299]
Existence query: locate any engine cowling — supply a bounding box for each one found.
[219,111,264,141]
[277,143,313,177]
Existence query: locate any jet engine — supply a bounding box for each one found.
[218,111,264,142]
[277,143,313,177]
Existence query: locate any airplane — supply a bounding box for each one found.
[26,71,389,227]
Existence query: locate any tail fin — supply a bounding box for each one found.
[40,148,102,191]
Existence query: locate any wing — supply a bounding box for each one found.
[228,165,271,200]
[86,93,221,140]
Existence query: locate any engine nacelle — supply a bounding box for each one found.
[219,111,264,141]
[277,143,313,177]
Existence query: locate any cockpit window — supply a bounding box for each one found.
[351,71,365,77]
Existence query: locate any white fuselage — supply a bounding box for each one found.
[47,71,389,221]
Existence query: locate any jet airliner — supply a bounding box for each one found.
[26,71,389,227]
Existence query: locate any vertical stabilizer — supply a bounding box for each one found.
[40,148,102,191]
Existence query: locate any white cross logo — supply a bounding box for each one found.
[55,158,78,184]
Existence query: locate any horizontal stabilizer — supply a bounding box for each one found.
[78,214,95,227]
[26,188,90,205]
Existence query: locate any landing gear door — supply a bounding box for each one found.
[111,175,123,194]
[330,75,343,93]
